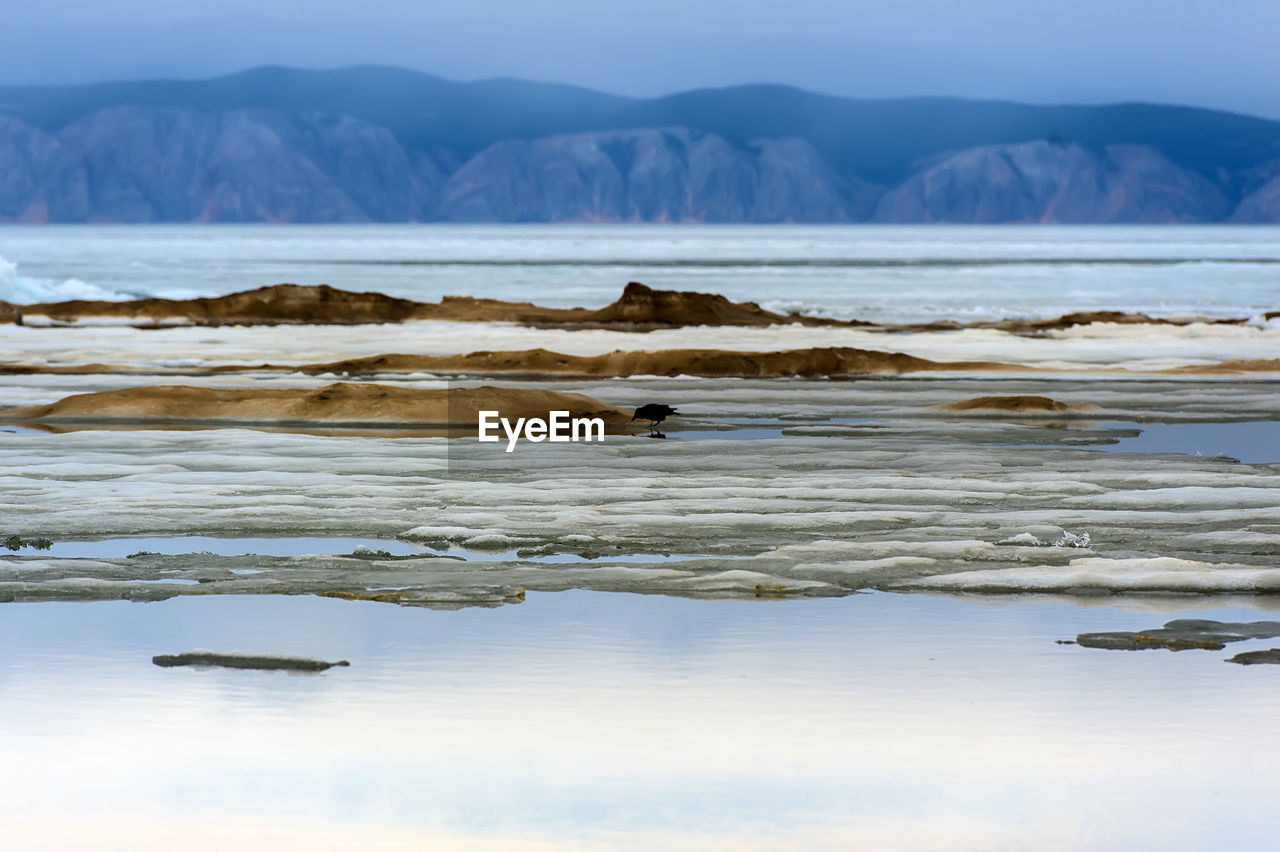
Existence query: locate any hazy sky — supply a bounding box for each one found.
[5,0,1279,117]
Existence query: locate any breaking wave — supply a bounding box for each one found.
[0,253,131,304]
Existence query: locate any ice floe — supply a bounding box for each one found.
[5,318,1280,373]
[2,381,1277,605]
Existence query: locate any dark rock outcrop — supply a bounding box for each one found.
[152,651,350,671]
[1075,619,1280,652]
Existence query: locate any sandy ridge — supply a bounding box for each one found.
[5,349,1279,379]
[5,281,1269,332]
[0,383,634,433]
[296,347,1021,378]
[936,395,1101,413]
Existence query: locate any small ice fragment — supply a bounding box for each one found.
[1054,530,1091,548]
[999,533,1046,546]
[461,533,520,551]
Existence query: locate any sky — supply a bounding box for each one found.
[4,0,1279,118]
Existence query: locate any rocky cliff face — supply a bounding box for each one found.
[50,107,444,222]
[433,129,878,222]
[1231,159,1280,223]
[0,108,1269,222]
[0,115,90,221]
[874,141,1231,223]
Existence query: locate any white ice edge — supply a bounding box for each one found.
[4,320,1280,372]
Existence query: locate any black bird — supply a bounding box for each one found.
[631,403,678,430]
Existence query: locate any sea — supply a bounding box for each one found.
[3,223,1280,322]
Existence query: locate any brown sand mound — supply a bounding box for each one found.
[0,383,632,434]
[971,311,1246,332]
[938,395,1099,413]
[10,280,1270,332]
[570,281,830,329]
[300,346,1021,378]
[18,284,430,327]
[408,281,844,329]
[7,350,1278,380]
[12,281,820,330]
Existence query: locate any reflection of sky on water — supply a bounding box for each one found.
[3,591,1280,850]
[1010,420,1280,464]
[1099,420,1280,464]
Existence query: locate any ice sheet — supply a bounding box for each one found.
[5,318,1280,372]
[6,373,1280,424]
[4,378,1278,603]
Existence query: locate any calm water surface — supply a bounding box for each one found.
[3,591,1279,850]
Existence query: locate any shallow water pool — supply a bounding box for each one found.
[2,591,1279,850]
[1099,420,1280,464]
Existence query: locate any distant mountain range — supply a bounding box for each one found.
[1,65,1278,223]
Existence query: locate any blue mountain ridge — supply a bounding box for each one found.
[1,65,1277,222]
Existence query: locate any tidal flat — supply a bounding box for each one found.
[3,374,1278,603]
[2,225,1279,848]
